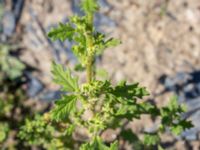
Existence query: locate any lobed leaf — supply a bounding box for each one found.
[0,123,9,142]
[19,115,55,145]
[81,0,99,14]
[115,102,159,120]
[143,133,160,146]
[51,62,79,92]
[51,95,77,121]
[170,120,193,135]
[120,129,143,150]
[0,44,25,80]
[159,97,194,135]
[48,23,74,41]
[80,136,118,150]
[95,33,121,55]
[111,81,149,100]
[104,38,121,48]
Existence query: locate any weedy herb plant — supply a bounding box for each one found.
[0,44,36,149]
[19,0,193,149]
[0,44,25,82]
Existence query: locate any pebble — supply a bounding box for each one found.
[159,75,176,91]
[181,128,198,141]
[196,83,200,94]
[26,73,44,97]
[13,0,24,23]
[183,100,200,119]
[2,11,16,36]
[189,110,200,130]
[94,13,116,30]
[173,72,192,86]
[39,90,62,102]
[99,0,111,12]
[71,0,84,15]
[190,71,200,83]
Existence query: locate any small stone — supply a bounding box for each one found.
[160,75,176,91]
[99,0,111,12]
[71,0,84,15]
[2,11,16,36]
[94,13,116,29]
[101,129,117,142]
[174,72,192,85]
[26,73,44,97]
[185,98,200,111]
[183,84,199,99]
[82,109,93,121]
[39,90,62,102]
[196,83,200,94]
[181,128,198,141]
[190,71,200,83]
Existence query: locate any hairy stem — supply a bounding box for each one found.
[86,14,95,83]
[86,54,94,83]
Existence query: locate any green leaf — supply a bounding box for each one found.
[159,96,193,135]
[95,35,121,55]
[0,123,9,142]
[104,38,121,48]
[171,125,183,135]
[51,62,79,92]
[158,145,164,150]
[165,96,186,114]
[81,0,99,14]
[109,141,118,150]
[115,102,159,120]
[139,102,160,116]
[48,23,74,41]
[120,129,143,150]
[72,45,87,65]
[143,133,160,146]
[65,124,76,136]
[168,96,179,111]
[51,95,77,121]
[111,81,149,100]
[6,56,25,79]
[80,136,118,150]
[171,120,193,135]
[0,130,6,142]
[0,44,25,80]
[96,68,108,79]
[74,63,85,72]
[19,115,55,145]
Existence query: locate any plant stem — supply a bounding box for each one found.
[86,14,95,83]
[86,54,94,83]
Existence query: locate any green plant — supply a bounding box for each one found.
[0,44,25,83]
[19,0,193,149]
[0,123,9,143]
[0,88,32,150]
[0,44,40,149]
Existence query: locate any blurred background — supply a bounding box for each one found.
[0,0,200,149]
